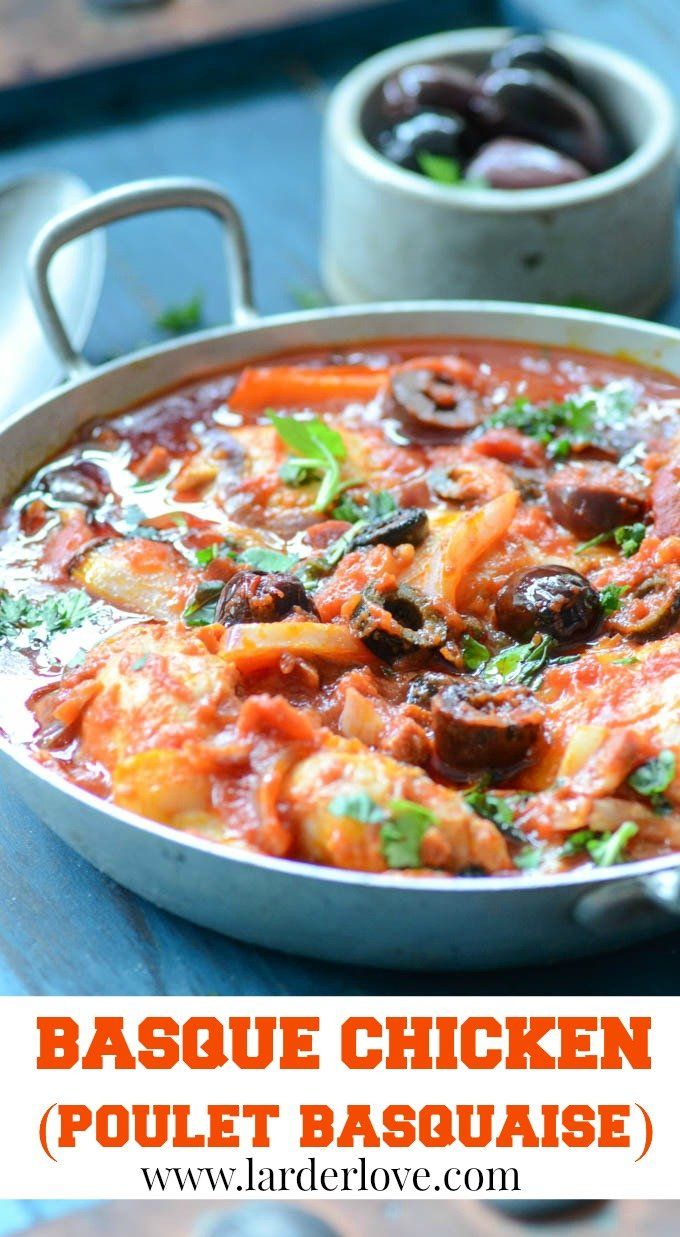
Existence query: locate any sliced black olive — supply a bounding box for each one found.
[376,110,469,171]
[352,508,429,550]
[478,67,610,172]
[432,679,543,774]
[465,137,588,188]
[546,464,649,538]
[495,565,602,643]
[610,575,680,642]
[490,34,578,85]
[38,462,107,509]
[406,670,456,708]
[378,62,493,125]
[215,570,316,626]
[350,583,447,661]
[386,359,487,441]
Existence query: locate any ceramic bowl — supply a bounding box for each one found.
[322,27,678,315]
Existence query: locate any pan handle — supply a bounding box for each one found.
[28,177,258,380]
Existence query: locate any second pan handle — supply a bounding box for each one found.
[28,177,258,380]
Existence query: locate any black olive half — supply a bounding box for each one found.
[495,565,602,643]
[350,583,448,661]
[432,679,543,774]
[215,570,316,626]
[610,575,680,642]
[386,359,487,441]
[352,508,429,550]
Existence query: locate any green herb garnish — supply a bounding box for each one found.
[333,490,397,523]
[0,589,93,640]
[464,786,527,843]
[269,412,347,513]
[297,520,366,589]
[182,580,225,627]
[416,152,463,184]
[514,846,543,871]
[289,286,329,311]
[488,382,637,460]
[328,792,436,869]
[561,821,638,867]
[155,293,203,335]
[461,633,490,671]
[482,634,555,687]
[576,523,646,558]
[599,583,628,616]
[238,547,299,573]
[628,751,676,813]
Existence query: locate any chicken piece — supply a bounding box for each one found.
[283,735,510,874]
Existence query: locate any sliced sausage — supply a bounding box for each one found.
[651,461,680,539]
[495,565,602,643]
[546,463,649,538]
[432,680,543,775]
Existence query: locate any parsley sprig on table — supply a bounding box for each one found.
[328,791,436,869]
[269,412,348,512]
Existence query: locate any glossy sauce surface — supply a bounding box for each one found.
[1,337,679,878]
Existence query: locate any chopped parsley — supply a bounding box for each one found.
[328,792,436,869]
[0,589,93,640]
[463,786,527,844]
[482,634,556,687]
[333,490,396,523]
[461,633,491,672]
[182,580,225,627]
[488,382,637,460]
[576,523,646,558]
[514,845,543,871]
[155,293,203,335]
[238,547,299,573]
[561,821,638,867]
[599,583,628,616]
[628,751,676,813]
[269,413,347,512]
[297,520,366,589]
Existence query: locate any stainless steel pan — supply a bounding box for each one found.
[1,177,680,971]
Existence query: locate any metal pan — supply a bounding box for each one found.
[1,177,680,971]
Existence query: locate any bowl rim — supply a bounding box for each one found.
[326,25,679,214]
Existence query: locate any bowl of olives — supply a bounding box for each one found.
[322,27,677,314]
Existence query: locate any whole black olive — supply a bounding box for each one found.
[378,62,501,128]
[215,570,316,626]
[490,34,578,86]
[495,565,602,643]
[432,679,543,774]
[352,507,429,550]
[350,583,448,661]
[478,67,610,171]
[376,110,469,171]
[465,137,588,188]
[386,358,487,441]
[546,464,649,538]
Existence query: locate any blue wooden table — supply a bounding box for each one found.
[0,0,679,1018]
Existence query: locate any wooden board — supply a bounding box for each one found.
[0,0,382,89]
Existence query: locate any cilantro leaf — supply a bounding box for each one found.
[482,634,555,687]
[269,413,347,513]
[599,583,628,615]
[561,822,638,867]
[628,751,675,812]
[155,293,203,335]
[461,633,490,672]
[333,490,397,523]
[576,523,646,558]
[380,800,436,869]
[182,580,225,626]
[328,791,436,869]
[328,792,386,825]
[0,589,93,641]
